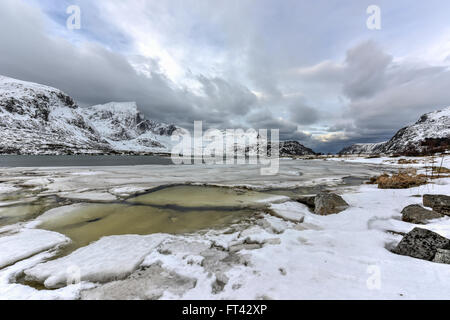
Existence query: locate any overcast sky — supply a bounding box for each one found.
[1,0,450,153]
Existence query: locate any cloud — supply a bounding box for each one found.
[343,41,392,99]
[288,100,320,125]
[195,75,258,116]
[287,40,450,152]
[0,0,263,131]
[292,60,344,83]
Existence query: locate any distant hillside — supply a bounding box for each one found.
[339,107,450,156]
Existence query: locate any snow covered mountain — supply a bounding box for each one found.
[173,130,316,157]
[0,76,111,155]
[0,75,316,156]
[340,107,450,156]
[339,142,386,156]
[80,102,177,154]
[279,141,316,156]
[0,76,178,155]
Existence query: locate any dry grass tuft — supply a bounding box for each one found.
[397,158,418,164]
[369,169,428,189]
[365,155,381,159]
[432,166,450,174]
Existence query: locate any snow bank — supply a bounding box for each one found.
[58,191,117,201]
[29,203,89,226]
[210,180,450,300]
[0,185,20,194]
[0,229,69,268]
[328,155,450,169]
[24,234,166,288]
[270,202,309,222]
[0,250,95,300]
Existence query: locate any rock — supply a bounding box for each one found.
[433,249,450,264]
[393,228,450,261]
[423,194,450,215]
[212,272,229,294]
[270,202,307,223]
[314,193,349,215]
[401,204,443,224]
[295,196,316,209]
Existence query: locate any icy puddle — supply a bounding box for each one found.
[0,197,61,228]
[0,205,43,227]
[35,185,279,255]
[38,203,254,253]
[128,185,280,208]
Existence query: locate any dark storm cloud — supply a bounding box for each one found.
[288,101,320,125]
[194,75,258,116]
[0,0,259,130]
[343,42,450,135]
[343,41,392,100]
[289,40,450,152]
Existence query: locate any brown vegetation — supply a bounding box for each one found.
[368,169,428,189]
[397,158,418,164]
[432,166,450,174]
[399,138,450,156]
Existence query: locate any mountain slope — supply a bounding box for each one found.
[0,76,111,154]
[339,142,386,155]
[80,102,177,153]
[340,107,450,156]
[279,141,316,156]
[0,76,180,155]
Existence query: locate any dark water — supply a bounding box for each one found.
[0,155,173,167]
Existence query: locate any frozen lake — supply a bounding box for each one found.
[0,155,173,167]
[4,157,447,300]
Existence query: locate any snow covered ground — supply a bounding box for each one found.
[327,155,450,168]
[0,157,449,300]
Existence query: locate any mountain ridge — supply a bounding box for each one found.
[339,107,450,156]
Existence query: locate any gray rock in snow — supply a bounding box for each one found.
[314,193,349,215]
[393,228,450,261]
[295,195,316,209]
[423,194,450,216]
[433,249,450,264]
[401,204,443,224]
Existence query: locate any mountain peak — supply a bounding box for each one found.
[90,102,139,114]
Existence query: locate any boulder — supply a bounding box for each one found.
[423,194,450,215]
[433,249,450,264]
[314,193,349,215]
[295,195,316,209]
[401,204,443,224]
[393,228,450,261]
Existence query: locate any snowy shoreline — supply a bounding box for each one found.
[0,157,449,300]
